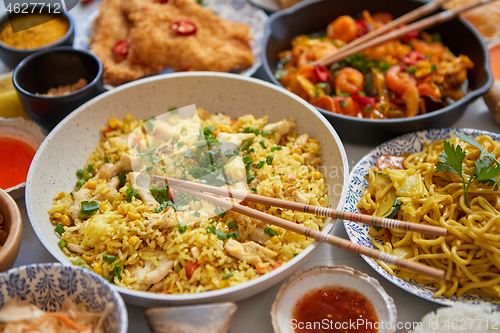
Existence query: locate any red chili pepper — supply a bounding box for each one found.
[113,40,130,57]
[355,19,370,37]
[185,261,200,279]
[398,24,419,43]
[401,51,426,66]
[172,20,197,36]
[313,65,332,82]
[352,94,376,107]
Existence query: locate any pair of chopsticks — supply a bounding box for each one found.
[312,0,495,67]
[154,175,446,281]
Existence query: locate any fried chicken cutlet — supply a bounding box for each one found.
[89,0,254,86]
[90,0,158,86]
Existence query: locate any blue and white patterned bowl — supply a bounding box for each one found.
[73,0,268,81]
[0,263,128,332]
[344,128,500,309]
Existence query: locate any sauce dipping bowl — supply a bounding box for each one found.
[13,46,104,132]
[271,265,397,333]
[0,188,22,272]
[0,5,74,68]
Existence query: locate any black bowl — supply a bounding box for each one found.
[0,5,75,68]
[262,0,493,144]
[13,47,104,132]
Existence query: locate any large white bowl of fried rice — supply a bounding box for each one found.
[25,72,349,307]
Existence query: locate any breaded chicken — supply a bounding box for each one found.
[127,0,253,72]
[89,0,253,86]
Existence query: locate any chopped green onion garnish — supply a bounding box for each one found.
[274,70,286,80]
[207,226,215,234]
[261,130,276,137]
[223,273,233,279]
[105,276,113,282]
[357,91,367,97]
[58,239,67,248]
[255,160,265,169]
[264,226,279,237]
[81,201,99,215]
[193,211,201,217]
[224,149,234,157]
[118,172,126,182]
[259,140,267,149]
[340,100,348,108]
[215,229,228,240]
[315,82,329,89]
[76,169,84,177]
[184,150,193,158]
[407,66,417,74]
[177,141,185,147]
[250,187,257,192]
[266,156,274,165]
[86,165,93,172]
[178,220,187,233]
[271,146,282,152]
[146,165,154,172]
[228,221,237,229]
[114,263,123,280]
[247,148,255,153]
[55,223,65,235]
[104,157,109,163]
[103,254,116,263]
[243,155,253,165]
[247,174,255,183]
[431,64,437,73]
[240,139,253,151]
[215,207,226,218]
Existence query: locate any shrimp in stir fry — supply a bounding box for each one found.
[275,10,474,118]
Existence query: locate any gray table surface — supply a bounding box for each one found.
[1,1,500,332]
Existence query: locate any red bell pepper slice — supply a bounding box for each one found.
[172,20,197,36]
[352,93,376,107]
[113,40,130,57]
[355,19,370,37]
[313,65,332,82]
[401,51,426,66]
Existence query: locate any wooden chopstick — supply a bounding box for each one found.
[154,176,447,237]
[312,0,496,67]
[334,0,450,56]
[171,184,445,280]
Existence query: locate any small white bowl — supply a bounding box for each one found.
[0,263,128,333]
[0,117,45,199]
[271,265,397,333]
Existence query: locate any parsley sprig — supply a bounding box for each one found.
[436,132,500,207]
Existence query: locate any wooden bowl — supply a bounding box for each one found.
[0,188,22,272]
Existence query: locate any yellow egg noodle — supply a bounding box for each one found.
[358,135,500,299]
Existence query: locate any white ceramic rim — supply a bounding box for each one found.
[26,72,350,303]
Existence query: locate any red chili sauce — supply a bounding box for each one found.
[0,137,36,189]
[292,286,379,333]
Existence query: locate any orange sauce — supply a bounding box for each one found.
[0,137,36,189]
[490,44,500,80]
[292,286,379,333]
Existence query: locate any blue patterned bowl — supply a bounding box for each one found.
[344,128,500,309]
[0,263,128,332]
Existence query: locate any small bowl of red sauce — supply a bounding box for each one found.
[0,117,45,199]
[271,265,397,333]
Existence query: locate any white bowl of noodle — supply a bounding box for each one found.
[25,72,349,307]
[345,127,500,309]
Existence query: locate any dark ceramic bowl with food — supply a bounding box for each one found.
[0,5,74,68]
[0,188,22,272]
[262,0,493,144]
[13,46,104,132]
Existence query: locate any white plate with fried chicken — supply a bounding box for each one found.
[74,0,267,86]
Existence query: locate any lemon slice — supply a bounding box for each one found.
[0,72,29,119]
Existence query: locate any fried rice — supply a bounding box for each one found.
[48,108,328,294]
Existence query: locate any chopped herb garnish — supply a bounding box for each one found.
[55,223,65,235]
[259,140,267,149]
[274,70,287,80]
[228,221,237,229]
[206,226,216,234]
[146,165,154,172]
[114,263,123,280]
[340,100,348,108]
[103,254,116,263]
[244,127,260,135]
[240,139,254,151]
[271,146,282,152]
[437,132,500,207]
[215,229,227,240]
[193,211,201,217]
[264,226,279,237]
[184,150,193,158]
[256,160,265,169]
[80,200,99,218]
[215,207,226,218]
[58,239,67,248]
[174,161,183,167]
[177,141,185,147]
[86,165,93,172]
[104,157,109,163]
[407,66,417,74]
[261,130,276,137]
[266,156,274,165]
[430,64,437,73]
[247,148,255,153]
[379,62,390,72]
[224,149,234,158]
[250,187,257,192]
[75,258,90,270]
[118,172,126,182]
[247,174,255,183]
[357,91,367,97]
[178,220,187,233]
[315,82,329,89]
[125,188,140,202]
[223,273,233,280]
[76,169,84,177]
[243,155,253,165]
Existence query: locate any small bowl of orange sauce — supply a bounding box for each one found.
[489,40,500,81]
[271,265,397,333]
[0,117,44,199]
